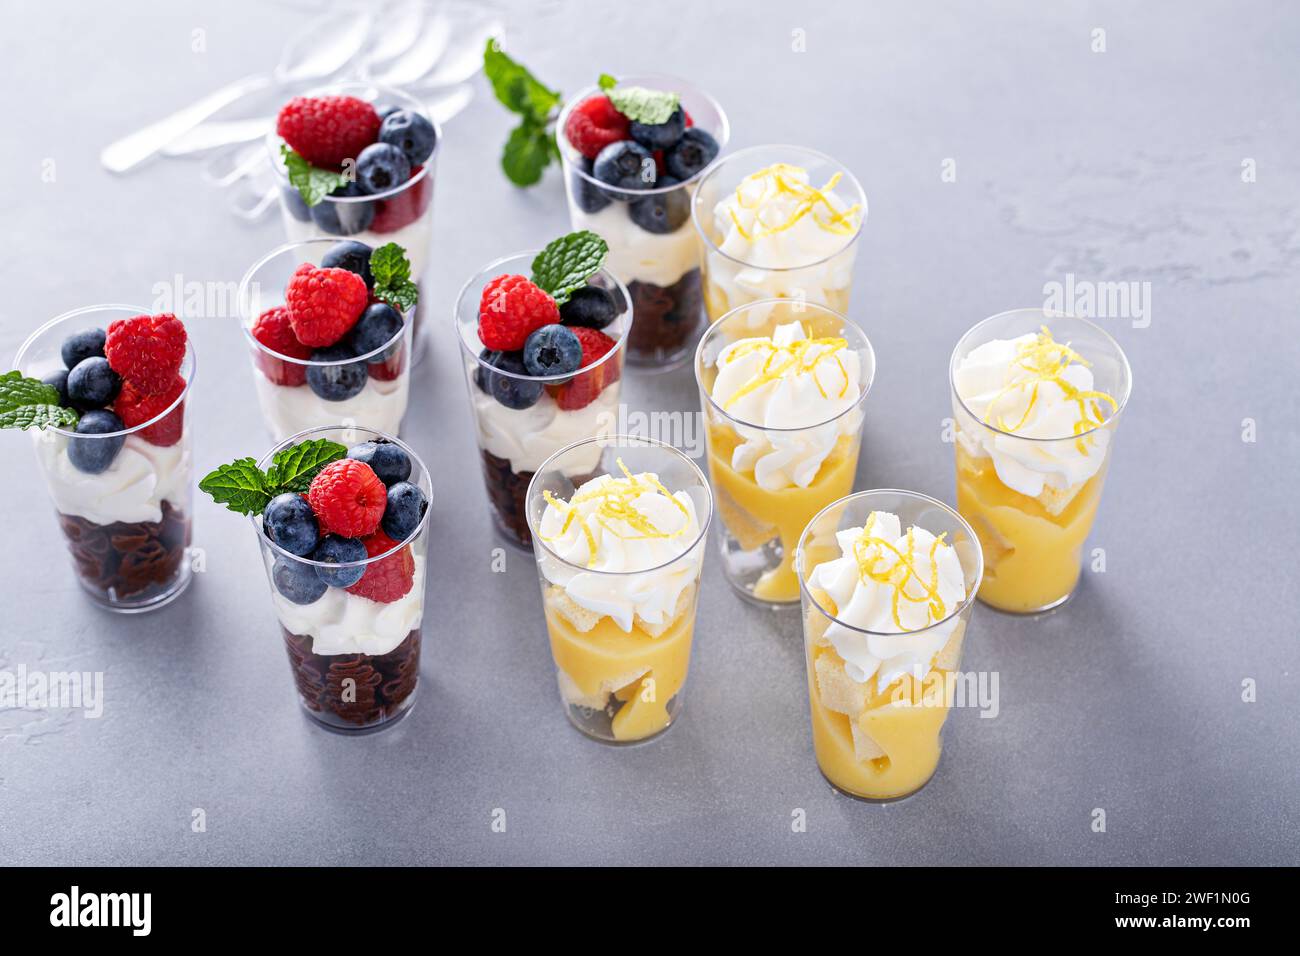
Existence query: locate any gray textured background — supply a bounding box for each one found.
[1,0,1297,866]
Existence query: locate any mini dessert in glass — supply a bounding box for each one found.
[797,491,983,800]
[455,231,629,549]
[526,435,711,743]
[696,299,875,606]
[692,145,866,322]
[949,310,1132,613]
[556,73,728,369]
[200,427,431,733]
[239,238,417,442]
[268,83,439,361]
[10,307,195,612]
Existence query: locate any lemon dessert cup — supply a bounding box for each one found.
[949,310,1132,613]
[797,490,983,800]
[696,299,874,606]
[527,436,711,744]
[692,145,866,323]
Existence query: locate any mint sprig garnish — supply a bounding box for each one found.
[370,243,419,311]
[598,74,679,126]
[483,38,562,187]
[0,371,78,430]
[281,145,348,207]
[530,231,610,306]
[199,438,346,516]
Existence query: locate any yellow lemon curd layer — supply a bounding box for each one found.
[706,425,860,603]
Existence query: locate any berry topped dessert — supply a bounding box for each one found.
[9,307,195,610]
[242,239,418,441]
[201,430,431,732]
[457,231,629,548]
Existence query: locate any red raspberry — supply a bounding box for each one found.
[550,328,620,410]
[346,531,415,603]
[285,264,368,347]
[114,375,186,446]
[367,345,405,381]
[105,313,187,396]
[276,95,380,169]
[371,165,431,233]
[251,305,311,386]
[307,459,387,538]
[478,275,559,351]
[563,95,630,159]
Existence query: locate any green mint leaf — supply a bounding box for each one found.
[483,38,561,124]
[602,78,680,126]
[370,243,419,311]
[265,438,347,493]
[198,458,272,516]
[502,119,554,186]
[281,145,348,207]
[0,371,78,430]
[530,231,610,306]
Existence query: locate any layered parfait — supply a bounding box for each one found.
[557,73,727,368]
[201,429,430,732]
[457,231,628,547]
[950,316,1129,613]
[9,308,195,610]
[241,238,417,442]
[693,146,865,323]
[527,438,711,743]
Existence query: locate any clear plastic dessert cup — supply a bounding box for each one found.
[252,425,431,734]
[557,75,729,371]
[266,81,440,364]
[239,238,413,443]
[695,299,875,607]
[692,144,867,323]
[455,252,630,550]
[526,435,712,744]
[949,309,1132,613]
[797,489,983,800]
[14,305,196,613]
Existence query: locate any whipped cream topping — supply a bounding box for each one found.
[279,187,434,278]
[708,321,863,491]
[34,431,190,526]
[952,328,1118,498]
[473,385,617,476]
[253,371,408,443]
[570,201,700,288]
[272,555,425,657]
[537,468,702,633]
[808,511,967,690]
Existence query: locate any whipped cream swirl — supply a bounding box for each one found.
[537,469,702,633]
[34,432,190,526]
[709,321,863,491]
[952,329,1117,498]
[473,386,617,476]
[808,511,967,691]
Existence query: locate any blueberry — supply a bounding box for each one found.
[43,369,71,406]
[629,106,686,151]
[560,286,617,329]
[306,344,368,401]
[321,240,374,289]
[273,556,327,605]
[592,140,656,193]
[347,439,411,487]
[61,328,105,369]
[381,480,427,541]
[263,492,319,557]
[378,109,437,166]
[665,128,720,180]
[523,324,583,377]
[377,104,402,122]
[66,357,121,410]
[310,180,375,236]
[356,142,412,195]
[629,175,690,234]
[572,157,612,214]
[481,350,543,410]
[281,185,311,222]
[67,409,125,474]
[311,534,368,588]
[346,303,404,358]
